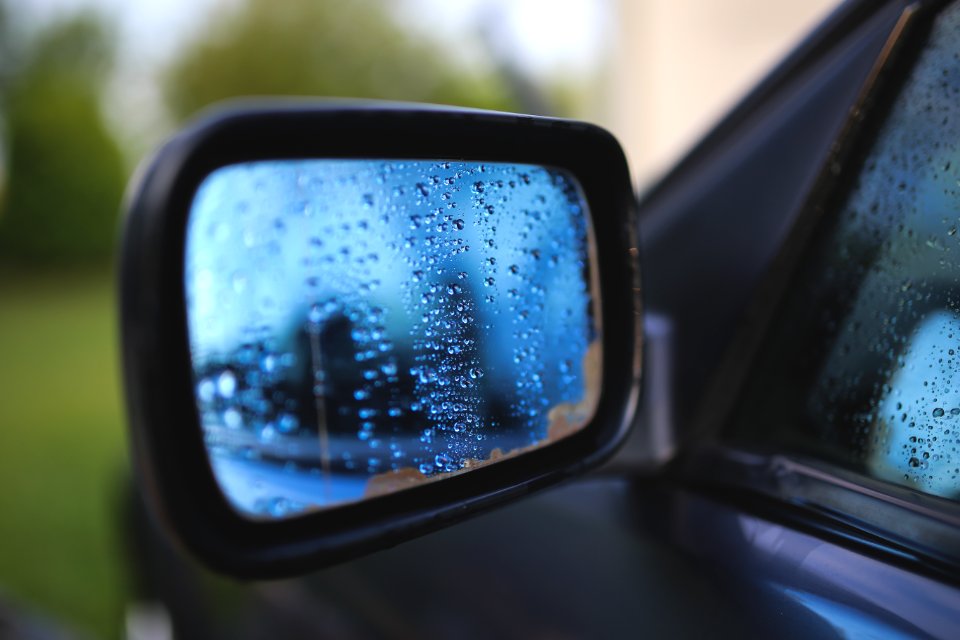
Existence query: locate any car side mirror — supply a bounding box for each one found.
[120,102,641,578]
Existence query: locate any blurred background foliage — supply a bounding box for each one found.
[0,14,125,264]
[163,0,519,121]
[0,0,536,637]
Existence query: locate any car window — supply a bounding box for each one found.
[727,1,960,501]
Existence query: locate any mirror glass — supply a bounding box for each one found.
[185,159,601,519]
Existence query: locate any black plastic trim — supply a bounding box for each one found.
[672,446,960,585]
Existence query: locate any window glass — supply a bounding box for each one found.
[728,3,960,500]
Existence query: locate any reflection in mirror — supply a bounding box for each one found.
[185,160,600,519]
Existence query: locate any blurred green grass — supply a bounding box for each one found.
[0,269,128,639]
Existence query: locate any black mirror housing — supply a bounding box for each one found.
[120,102,641,578]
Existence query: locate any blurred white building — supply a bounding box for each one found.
[604,0,839,186]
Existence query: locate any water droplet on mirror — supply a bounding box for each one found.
[223,408,242,429]
[217,371,237,398]
[277,413,299,434]
[259,354,276,374]
[197,379,215,403]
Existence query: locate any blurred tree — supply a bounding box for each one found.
[0,13,125,265]
[164,0,520,121]
[0,0,13,210]
[0,2,13,92]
